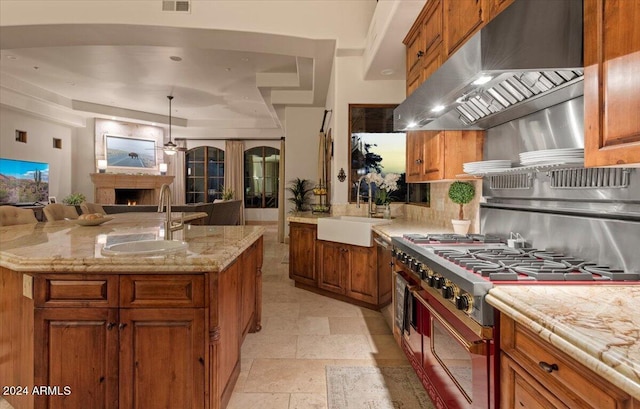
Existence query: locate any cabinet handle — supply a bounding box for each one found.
[118,323,127,330]
[415,159,423,164]
[416,50,425,59]
[538,361,559,373]
[106,322,116,330]
[198,357,205,365]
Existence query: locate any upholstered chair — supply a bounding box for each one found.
[0,206,38,226]
[80,202,106,215]
[43,203,79,221]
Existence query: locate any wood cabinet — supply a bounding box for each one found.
[289,223,390,310]
[584,0,640,167]
[444,0,486,56]
[406,130,484,182]
[316,240,377,304]
[289,222,317,286]
[500,314,638,409]
[1,238,263,409]
[404,0,443,96]
[404,0,515,96]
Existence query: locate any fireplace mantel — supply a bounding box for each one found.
[90,173,174,205]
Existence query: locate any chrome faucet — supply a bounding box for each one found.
[355,175,376,218]
[157,184,183,240]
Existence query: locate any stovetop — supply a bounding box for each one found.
[397,234,639,283]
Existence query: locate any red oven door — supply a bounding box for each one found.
[418,290,493,409]
[401,285,423,370]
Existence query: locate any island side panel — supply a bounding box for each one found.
[0,267,35,409]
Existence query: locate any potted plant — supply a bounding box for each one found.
[448,181,475,234]
[62,193,86,206]
[221,187,234,201]
[286,178,312,212]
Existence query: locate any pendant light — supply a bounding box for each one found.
[163,95,178,156]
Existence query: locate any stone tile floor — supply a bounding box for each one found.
[0,225,410,409]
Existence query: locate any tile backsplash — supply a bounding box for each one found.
[331,180,482,234]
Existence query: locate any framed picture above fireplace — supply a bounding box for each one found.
[105,134,157,170]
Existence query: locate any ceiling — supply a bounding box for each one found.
[0,1,423,141]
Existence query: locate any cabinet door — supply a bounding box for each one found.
[420,46,444,84]
[289,222,317,285]
[119,308,205,409]
[217,260,241,397]
[240,241,258,337]
[345,245,377,304]
[584,0,640,167]
[422,131,445,181]
[444,0,486,55]
[34,308,118,409]
[406,131,426,182]
[406,23,425,82]
[316,241,347,294]
[442,130,484,179]
[422,0,443,57]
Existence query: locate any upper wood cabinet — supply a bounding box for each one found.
[404,0,514,97]
[584,0,640,167]
[444,0,487,56]
[407,130,484,182]
[404,0,443,96]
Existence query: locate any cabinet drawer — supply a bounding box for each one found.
[34,275,117,307]
[501,315,632,409]
[120,275,205,308]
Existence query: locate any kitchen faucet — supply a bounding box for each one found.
[157,184,184,240]
[355,175,376,218]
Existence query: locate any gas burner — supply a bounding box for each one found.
[403,233,504,245]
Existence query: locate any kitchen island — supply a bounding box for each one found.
[0,213,264,409]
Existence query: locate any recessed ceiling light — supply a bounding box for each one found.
[473,75,493,85]
[33,66,39,70]
[6,55,17,60]
[431,105,446,113]
[225,67,232,72]
[111,117,117,120]
[381,68,394,76]
[151,123,157,126]
[407,122,417,128]
[169,56,182,62]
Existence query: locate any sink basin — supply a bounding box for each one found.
[101,239,188,256]
[316,216,391,247]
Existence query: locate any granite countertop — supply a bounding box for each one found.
[287,212,452,242]
[486,286,640,400]
[0,212,264,273]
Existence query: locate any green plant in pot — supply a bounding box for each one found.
[448,181,475,235]
[62,193,86,206]
[221,186,234,201]
[286,178,312,212]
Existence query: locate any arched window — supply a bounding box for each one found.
[185,146,225,203]
[244,146,279,208]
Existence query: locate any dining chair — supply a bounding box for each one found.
[80,202,107,215]
[43,203,79,221]
[0,205,38,226]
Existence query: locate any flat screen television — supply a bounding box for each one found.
[0,158,50,205]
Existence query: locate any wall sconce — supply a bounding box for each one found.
[337,168,346,182]
[159,163,168,175]
[97,159,107,173]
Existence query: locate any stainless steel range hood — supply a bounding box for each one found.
[394,0,584,131]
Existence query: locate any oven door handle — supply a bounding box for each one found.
[413,290,487,355]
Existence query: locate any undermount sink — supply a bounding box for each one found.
[101,239,188,256]
[317,216,391,247]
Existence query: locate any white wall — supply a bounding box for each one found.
[0,106,74,200]
[329,55,406,204]
[73,117,95,201]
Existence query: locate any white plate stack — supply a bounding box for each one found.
[463,160,512,175]
[519,148,584,166]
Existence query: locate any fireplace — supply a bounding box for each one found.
[90,174,174,205]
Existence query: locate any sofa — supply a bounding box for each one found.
[101,201,242,225]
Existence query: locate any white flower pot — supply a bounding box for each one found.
[451,219,471,235]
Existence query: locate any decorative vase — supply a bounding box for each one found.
[383,203,391,219]
[451,219,471,235]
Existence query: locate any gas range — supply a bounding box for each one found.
[392,233,640,326]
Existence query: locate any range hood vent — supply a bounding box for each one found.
[394,0,584,131]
